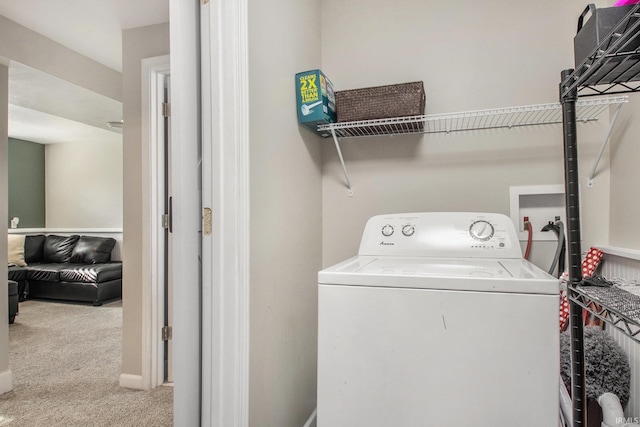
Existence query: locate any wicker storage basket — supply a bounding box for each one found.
[335,81,425,122]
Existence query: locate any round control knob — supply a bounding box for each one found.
[381,225,394,237]
[469,220,495,241]
[402,225,415,236]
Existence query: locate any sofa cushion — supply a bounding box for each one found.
[70,236,116,264]
[25,234,46,263]
[26,263,68,282]
[7,280,18,296]
[8,265,28,281]
[43,235,80,263]
[59,263,122,284]
[8,234,27,266]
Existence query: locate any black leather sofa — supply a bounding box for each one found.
[8,234,122,306]
[8,280,18,323]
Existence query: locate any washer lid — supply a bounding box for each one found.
[319,256,558,295]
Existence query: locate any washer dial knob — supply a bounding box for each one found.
[469,220,495,241]
[381,225,394,237]
[402,225,415,236]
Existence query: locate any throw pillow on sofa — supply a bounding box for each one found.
[24,234,46,263]
[43,235,80,263]
[70,236,116,264]
[7,234,27,267]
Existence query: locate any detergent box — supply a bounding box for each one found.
[295,69,336,136]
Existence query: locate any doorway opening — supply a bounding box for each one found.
[140,55,173,389]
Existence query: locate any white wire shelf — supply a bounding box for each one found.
[317,96,628,139]
[320,96,627,197]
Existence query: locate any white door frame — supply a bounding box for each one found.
[168,1,250,425]
[140,55,170,390]
[200,1,250,426]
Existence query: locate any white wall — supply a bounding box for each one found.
[45,141,123,228]
[248,0,323,425]
[320,0,612,269]
[610,94,640,250]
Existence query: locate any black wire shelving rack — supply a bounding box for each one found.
[560,4,640,427]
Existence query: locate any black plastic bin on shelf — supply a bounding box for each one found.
[8,280,18,324]
[574,3,640,85]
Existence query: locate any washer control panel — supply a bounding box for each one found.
[360,212,522,258]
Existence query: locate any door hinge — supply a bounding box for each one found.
[162,102,171,117]
[162,326,172,341]
[162,213,170,229]
[202,0,209,4]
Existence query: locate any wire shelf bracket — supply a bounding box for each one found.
[587,101,624,188]
[330,128,353,197]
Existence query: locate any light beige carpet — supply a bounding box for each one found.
[0,299,173,426]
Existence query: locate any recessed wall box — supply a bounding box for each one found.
[510,184,571,242]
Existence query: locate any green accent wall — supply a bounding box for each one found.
[8,138,45,228]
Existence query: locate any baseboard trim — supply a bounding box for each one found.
[119,373,144,390]
[0,369,13,395]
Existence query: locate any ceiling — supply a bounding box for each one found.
[0,0,170,72]
[8,62,124,144]
[0,0,169,144]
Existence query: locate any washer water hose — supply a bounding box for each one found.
[564,391,640,427]
[541,219,565,277]
[523,218,533,260]
[598,393,640,427]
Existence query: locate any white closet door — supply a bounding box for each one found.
[169,0,201,425]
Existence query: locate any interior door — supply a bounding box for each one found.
[169,1,201,423]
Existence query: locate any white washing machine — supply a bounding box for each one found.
[317,212,559,427]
